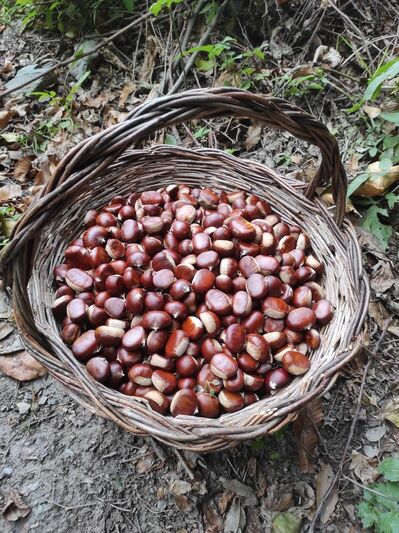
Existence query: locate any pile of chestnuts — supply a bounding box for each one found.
[52,184,334,418]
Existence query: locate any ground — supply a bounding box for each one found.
[0,2,398,532]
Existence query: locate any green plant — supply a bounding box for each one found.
[280,68,328,97]
[193,126,210,140]
[349,57,399,113]
[183,37,266,89]
[357,456,399,533]
[0,206,20,248]
[6,0,136,35]
[149,0,182,16]
[354,189,399,250]
[32,70,90,113]
[18,116,74,154]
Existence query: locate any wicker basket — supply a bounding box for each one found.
[1,88,369,452]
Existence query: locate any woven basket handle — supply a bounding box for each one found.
[50,87,346,225]
[1,87,348,270]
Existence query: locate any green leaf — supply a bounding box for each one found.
[379,458,399,482]
[379,512,399,533]
[195,58,215,72]
[383,135,399,150]
[272,512,301,533]
[150,0,182,16]
[164,133,177,145]
[123,0,135,11]
[347,172,370,197]
[380,111,399,126]
[358,501,379,528]
[361,205,392,250]
[364,58,399,102]
[386,192,399,209]
[193,126,209,140]
[379,158,393,171]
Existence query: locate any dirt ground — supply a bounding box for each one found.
[1,2,399,532]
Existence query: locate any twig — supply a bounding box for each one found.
[158,0,207,95]
[0,11,152,99]
[342,475,398,502]
[309,318,392,532]
[173,448,195,480]
[44,499,97,511]
[167,0,230,95]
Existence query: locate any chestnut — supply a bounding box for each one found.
[201,338,222,362]
[192,269,215,294]
[313,299,334,325]
[205,289,232,316]
[282,350,310,375]
[95,325,124,347]
[144,390,169,414]
[197,392,220,418]
[218,390,244,413]
[199,311,221,337]
[224,324,246,354]
[197,364,222,393]
[122,326,146,351]
[223,368,244,392]
[165,330,190,358]
[182,316,204,340]
[72,330,98,361]
[210,353,238,380]
[142,311,172,330]
[286,307,316,331]
[170,388,198,416]
[86,357,111,383]
[128,363,153,386]
[264,368,291,391]
[65,268,94,293]
[152,369,178,394]
[245,334,270,362]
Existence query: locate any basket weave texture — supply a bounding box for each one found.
[1,88,369,452]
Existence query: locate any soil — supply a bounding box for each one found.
[1,2,398,532]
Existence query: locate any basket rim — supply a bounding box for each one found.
[11,147,369,451]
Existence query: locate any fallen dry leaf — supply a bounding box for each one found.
[140,35,159,83]
[244,124,262,151]
[368,301,399,337]
[380,397,399,428]
[350,451,379,484]
[174,495,193,513]
[0,350,47,381]
[13,157,32,182]
[217,491,234,515]
[370,260,396,294]
[170,479,192,496]
[315,464,338,524]
[34,158,57,188]
[119,82,136,109]
[203,500,223,533]
[224,497,246,533]
[354,162,399,196]
[292,398,323,473]
[363,105,381,119]
[0,183,22,202]
[0,110,12,129]
[1,489,31,521]
[135,454,154,474]
[264,484,293,512]
[221,479,257,507]
[0,322,14,340]
[322,47,342,68]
